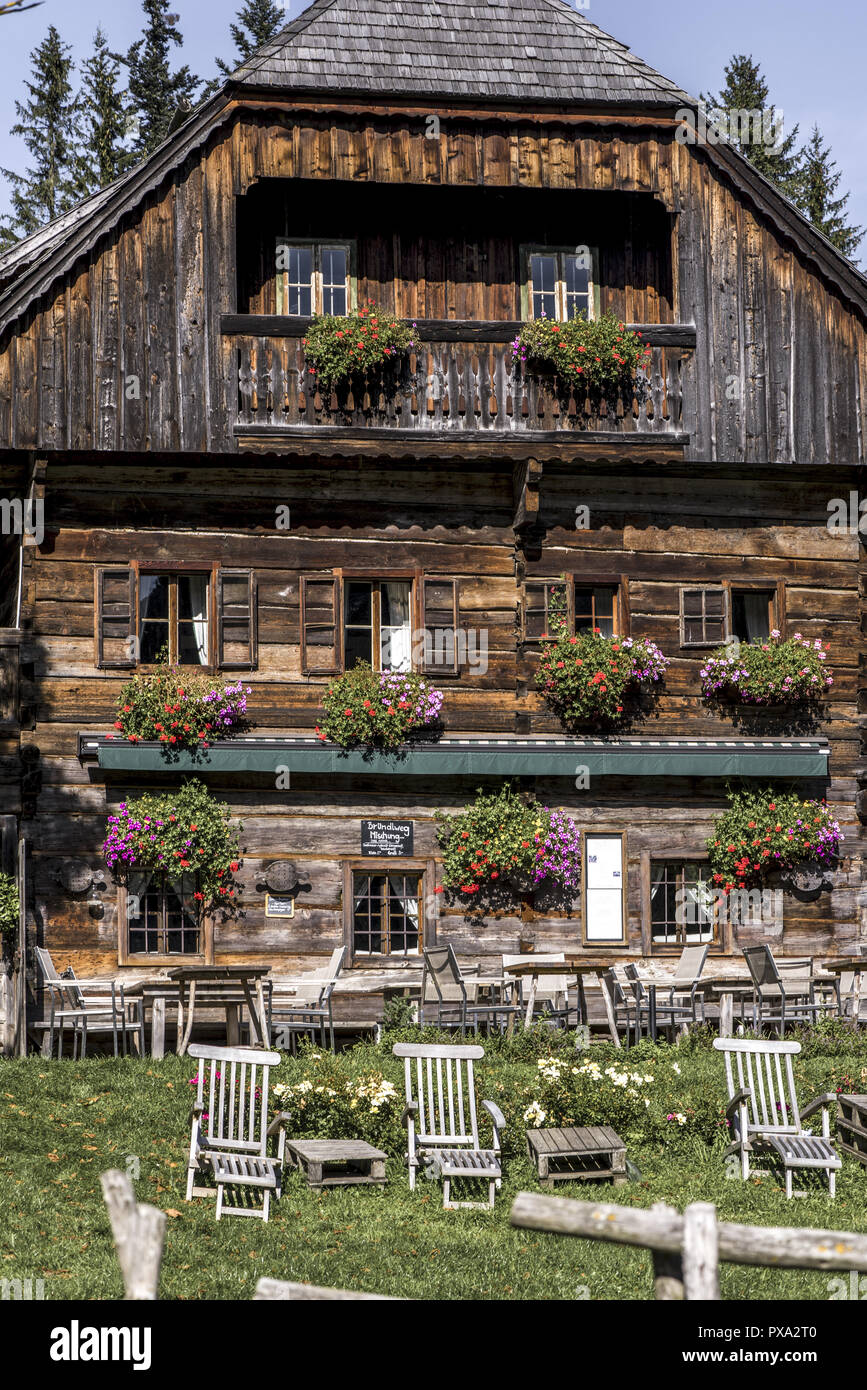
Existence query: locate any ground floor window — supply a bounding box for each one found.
[650,860,715,947]
[125,872,201,957]
[352,872,421,956]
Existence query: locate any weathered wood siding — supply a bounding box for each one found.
[14,458,867,975]
[0,110,864,461]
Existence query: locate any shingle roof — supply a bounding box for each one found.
[232,0,692,105]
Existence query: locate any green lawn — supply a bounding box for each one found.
[2,1032,867,1301]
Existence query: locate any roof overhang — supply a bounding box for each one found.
[78,734,831,779]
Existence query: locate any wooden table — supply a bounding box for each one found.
[504,960,621,1043]
[167,966,271,1055]
[822,958,866,1022]
[526,1125,627,1187]
[285,1139,388,1189]
[125,967,272,1056]
[705,979,754,1037]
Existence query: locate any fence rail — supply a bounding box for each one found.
[510,1191,867,1300]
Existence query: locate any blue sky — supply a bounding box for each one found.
[0,0,864,254]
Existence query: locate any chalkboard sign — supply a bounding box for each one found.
[361,820,414,858]
[264,895,295,918]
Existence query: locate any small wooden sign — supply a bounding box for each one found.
[361,820,414,858]
[265,894,295,918]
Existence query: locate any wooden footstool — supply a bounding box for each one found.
[837,1095,867,1163]
[285,1139,388,1189]
[526,1125,627,1187]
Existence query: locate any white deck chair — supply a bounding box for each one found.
[714,1036,840,1198]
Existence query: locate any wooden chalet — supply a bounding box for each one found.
[1,0,866,1045]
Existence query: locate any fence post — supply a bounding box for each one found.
[100,1169,166,1300]
[683,1201,721,1300]
[650,1202,684,1299]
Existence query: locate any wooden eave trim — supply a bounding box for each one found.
[228,89,691,124]
[231,426,689,464]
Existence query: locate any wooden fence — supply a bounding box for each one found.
[510,1191,867,1300]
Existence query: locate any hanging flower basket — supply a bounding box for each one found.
[700,631,834,707]
[437,784,581,900]
[316,662,443,751]
[706,785,842,893]
[303,301,416,392]
[111,656,250,750]
[102,779,243,916]
[512,311,652,398]
[536,626,669,729]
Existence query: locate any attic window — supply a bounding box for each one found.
[275,240,355,316]
[522,246,598,321]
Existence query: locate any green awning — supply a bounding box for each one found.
[82,735,830,779]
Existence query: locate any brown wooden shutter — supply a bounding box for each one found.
[95,566,136,668]
[217,569,257,669]
[420,577,460,674]
[300,575,341,674]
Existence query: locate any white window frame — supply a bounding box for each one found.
[275,239,356,316]
[521,245,599,321]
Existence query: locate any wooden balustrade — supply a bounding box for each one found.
[226,320,694,437]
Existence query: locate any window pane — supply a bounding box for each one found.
[386,875,420,954]
[380,581,412,672]
[682,589,704,618]
[530,254,557,319]
[177,575,208,621]
[345,628,372,668]
[285,245,313,316]
[140,622,169,664]
[140,575,169,621]
[704,589,725,617]
[732,591,772,642]
[177,624,208,665]
[321,246,348,315]
[563,254,590,320]
[704,618,725,644]
[345,582,372,626]
[353,874,384,954]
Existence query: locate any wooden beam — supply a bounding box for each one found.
[220,314,697,348]
[512,456,542,533]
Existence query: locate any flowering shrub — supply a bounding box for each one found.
[111,657,250,750]
[316,662,443,750]
[272,1052,403,1153]
[512,311,652,396]
[517,1054,726,1148]
[303,300,416,391]
[437,784,581,897]
[0,869,18,949]
[700,630,834,706]
[102,779,243,914]
[707,785,843,891]
[537,625,669,729]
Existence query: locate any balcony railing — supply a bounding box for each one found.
[222,317,695,438]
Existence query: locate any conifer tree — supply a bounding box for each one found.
[792,125,863,261]
[0,24,83,246]
[701,54,800,197]
[77,28,135,193]
[122,0,200,157]
[218,0,285,75]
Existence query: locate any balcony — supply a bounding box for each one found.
[221,317,695,458]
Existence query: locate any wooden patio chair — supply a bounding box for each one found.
[658,943,709,1024]
[624,963,693,1039]
[420,944,519,1034]
[186,1044,290,1221]
[393,1041,506,1209]
[269,946,346,1052]
[503,953,571,1027]
[713,1036,840,1198]
[35,945,144,1058]
[601,968,642,1046]
[743,945,834,1036]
